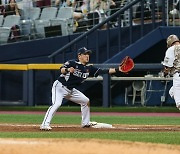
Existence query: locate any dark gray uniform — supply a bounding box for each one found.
[41,59,108,127]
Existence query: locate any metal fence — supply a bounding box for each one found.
[48,0,167,62]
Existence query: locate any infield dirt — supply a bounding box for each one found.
[0,123,180,132]
[0,112,180,154]
[0,138,180,154]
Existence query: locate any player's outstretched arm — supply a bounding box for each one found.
[108,67,127,74]
[108,56,134,74]
[108,68,116,74]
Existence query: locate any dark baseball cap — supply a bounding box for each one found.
[77,47,92,55]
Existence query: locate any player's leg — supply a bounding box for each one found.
[169,86,174,99]
[40,80,68,130]
[66,88,90,127]
[173,74,180,110]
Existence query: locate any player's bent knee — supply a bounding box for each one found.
[78,94,89,106]
[83,97,89,106]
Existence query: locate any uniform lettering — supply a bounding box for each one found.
[73,69,89,79]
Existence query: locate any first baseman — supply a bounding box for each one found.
[162,34,180,110]
[40,47,124,130]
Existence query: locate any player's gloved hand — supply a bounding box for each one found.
[118,56,134,73]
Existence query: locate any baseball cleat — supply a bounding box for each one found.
[82,121,98,128]
[82,125,91,128]
[40,125,52,130]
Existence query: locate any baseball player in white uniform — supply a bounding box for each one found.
[40,47,123,130]
[162,34,180,110]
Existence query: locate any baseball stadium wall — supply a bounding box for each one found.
[0,63,174,107]
[0,26,178,107]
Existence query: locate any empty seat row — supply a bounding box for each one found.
[0,6,107,44]
[21,6,74,38]
[0,6,74,44]
[0,15,20,44]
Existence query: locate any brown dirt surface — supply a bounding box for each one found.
[0,124,180,154]
[0,112,180,154]
[0,138,180,154]
[0,123,180,132]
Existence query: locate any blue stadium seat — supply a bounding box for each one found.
[34,7,58,38]
[0,15,20,44]
[20,7,41,39]
[50,7,74,36]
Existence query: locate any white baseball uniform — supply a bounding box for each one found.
[163,45,180,109]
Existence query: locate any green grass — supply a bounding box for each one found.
[0,112,180,145]
[0,114,179,125]
[0,132,180,145]
[0,106,179,113]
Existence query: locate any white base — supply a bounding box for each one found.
[92,123,113,128]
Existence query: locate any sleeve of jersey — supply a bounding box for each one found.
[89,66,109,77]
[60,61,73,72]
[162,48,175,67]
[61,61,72,68]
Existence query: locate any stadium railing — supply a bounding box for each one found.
[0,63,172,107]
[0,64,62,106]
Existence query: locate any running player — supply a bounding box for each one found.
[40,47,124,130]
[162,34,180,110]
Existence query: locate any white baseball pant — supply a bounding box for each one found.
[41,80,90,127]
[169,72,180,108]
[169,86,174,99]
